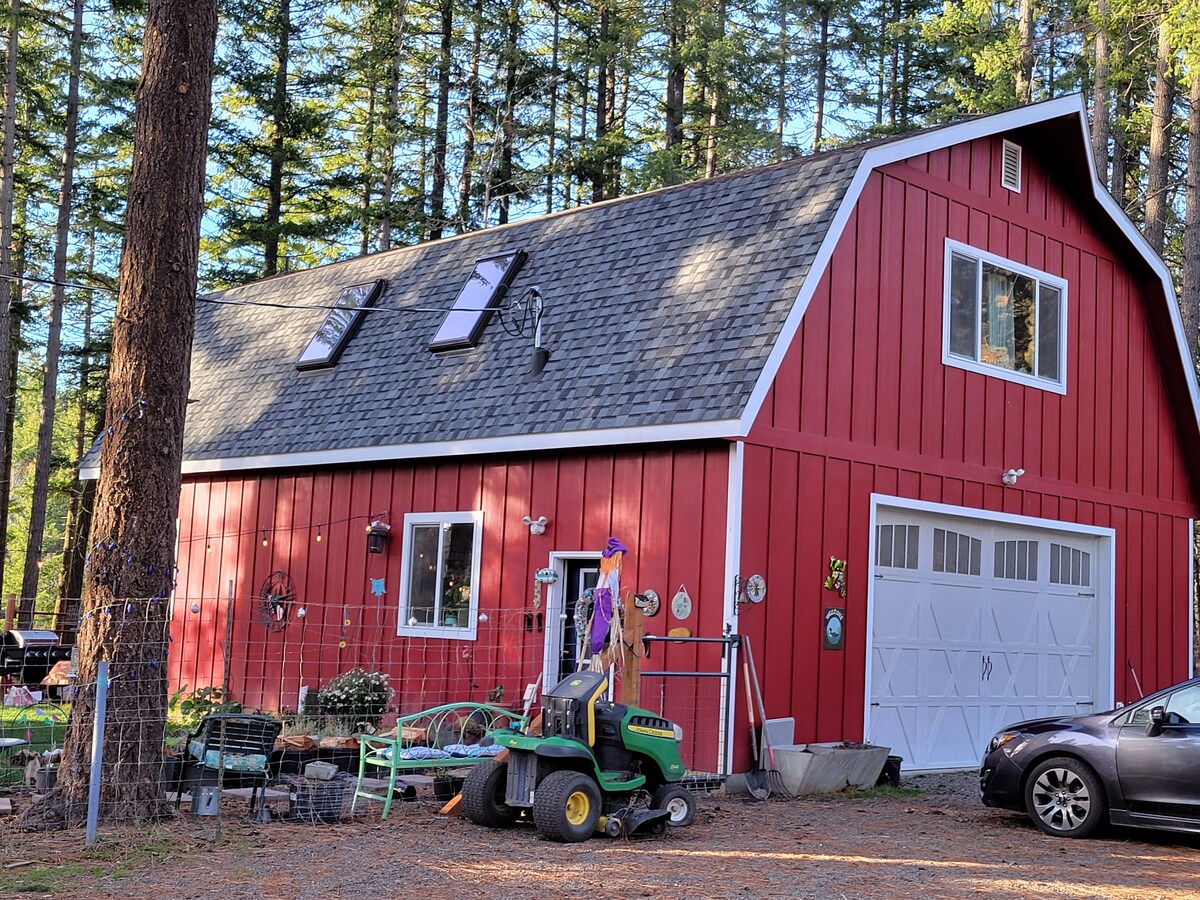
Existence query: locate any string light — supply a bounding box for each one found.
[261,530,269,547]
[315,526,322,543]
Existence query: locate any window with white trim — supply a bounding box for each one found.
[944,240,1067,392]
[398,511,483,640]
[876,524,919,569]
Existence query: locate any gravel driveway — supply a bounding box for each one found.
[2,772,1198,898]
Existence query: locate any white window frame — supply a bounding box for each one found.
[942,239,1068,394]
[397,510,483,641]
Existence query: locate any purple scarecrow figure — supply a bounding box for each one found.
[589,537,628,654]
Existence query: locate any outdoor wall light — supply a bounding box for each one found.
[1001,468,1025,487]
[367,519,392,554]
[522,515,549,535]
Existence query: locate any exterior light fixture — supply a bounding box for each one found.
[1001,468,1025,487]
[522,515,549,535]
[367,520,392,554]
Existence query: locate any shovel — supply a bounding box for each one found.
[741,637,770,800]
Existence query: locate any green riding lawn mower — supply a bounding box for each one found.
[462,669,698,842]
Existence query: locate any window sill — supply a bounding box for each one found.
[397,624,478,641]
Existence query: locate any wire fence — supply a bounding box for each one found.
[1,594,729,841]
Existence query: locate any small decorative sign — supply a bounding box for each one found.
[745,574,766,604]
[634,589,660,616]
[671,586,693,620]
[823,607,845,650]
[534,567,560,584]
[668,626,692,643]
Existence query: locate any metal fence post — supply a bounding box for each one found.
[85,660,108,847]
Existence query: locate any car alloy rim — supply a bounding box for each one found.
[565,790,590,826]
[665,796,688,823]
[1031,767,1091,831]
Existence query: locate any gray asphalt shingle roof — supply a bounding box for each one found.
[183,147,867,467]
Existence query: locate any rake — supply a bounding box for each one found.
[743,635,792,798]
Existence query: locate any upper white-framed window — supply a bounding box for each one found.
[943,239,1067,394]
[398,511,483,641]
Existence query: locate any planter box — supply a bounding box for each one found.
[771,743,890,795]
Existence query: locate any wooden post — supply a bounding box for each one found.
[3,593,13,630]
[621,605,643,707]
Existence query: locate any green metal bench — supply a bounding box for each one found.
[351,702,526,819]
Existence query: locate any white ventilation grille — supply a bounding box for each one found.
[1000,140,1022,192]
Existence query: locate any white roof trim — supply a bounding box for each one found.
[168,419,742,476]
[739,95,1200,445]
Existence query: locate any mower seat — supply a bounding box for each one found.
[541,670,609,747]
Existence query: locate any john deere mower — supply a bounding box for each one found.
[462,669,697,842]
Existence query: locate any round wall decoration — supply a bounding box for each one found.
[745,574,767,604]
[671,586,693,620]
[634,590,660,616]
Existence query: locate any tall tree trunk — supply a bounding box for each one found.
[263,0,290,276]
[665,0,685,171]
[705,0,725,178]
[3,188,24,624]
[593,3,609,201]
[429,0,452,240]
[775,0,787,157]
[457,0,482,230]
[498,0,519,223]
[360,84,375,256]
[1181,74,1200,366]
[1110,25,1135,210]
[379,0,407,251]
[546,3,560,213]
[887,0,899,127]
[1091,0,1111,185]
[813,1,829,151]
[59,234,97,631]
[20,0,84,604]
[1015,0,1034,104]
[0,0,19,595]
[1143,16,1174,255]
[26,0,218,830]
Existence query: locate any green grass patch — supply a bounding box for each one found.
[0,702,71,786]
[827,784,924,800]
[0,863,87,895]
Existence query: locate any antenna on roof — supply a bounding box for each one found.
[528,286,551,376]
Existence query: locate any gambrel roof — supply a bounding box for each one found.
[82,95,1200,478]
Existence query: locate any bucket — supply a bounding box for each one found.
[432,776,464,802]
[192,785,220,817]
[35,765,57,793]
[876,755,903,788]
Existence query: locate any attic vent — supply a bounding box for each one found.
[296,279,386,371]
[429,251,527,352]
[1000,140,1022,192]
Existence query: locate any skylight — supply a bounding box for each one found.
[296,279,386,370]
[429,251,527,351]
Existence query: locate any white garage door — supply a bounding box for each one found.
[868,505,1111,771]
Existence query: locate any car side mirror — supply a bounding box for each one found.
[1146,705,1165,736]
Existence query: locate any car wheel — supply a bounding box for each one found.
[533,770,601,842]
[462,759,517,828]
[1023,756,1107,838]
[651,784,696,827]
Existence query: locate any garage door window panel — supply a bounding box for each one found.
[995,540,1038,581]
[1050,543,1091,587]
[933,527,981,576]
[876,524,919,569]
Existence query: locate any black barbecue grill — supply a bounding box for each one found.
[0,629,71,685]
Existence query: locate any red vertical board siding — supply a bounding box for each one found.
[734,134,1198,743]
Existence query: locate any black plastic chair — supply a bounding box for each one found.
[175,713,281,818]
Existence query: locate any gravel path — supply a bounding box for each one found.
[2,772,1198,899]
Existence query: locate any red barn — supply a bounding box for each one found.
[100,96,1198,775]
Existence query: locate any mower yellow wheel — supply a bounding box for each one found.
[565,790,591,826]
[533,770,601,842]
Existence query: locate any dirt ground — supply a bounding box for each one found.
[2,772,1198,899]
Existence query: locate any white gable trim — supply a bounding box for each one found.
[164,419,742,477]
[738,95,1200,444]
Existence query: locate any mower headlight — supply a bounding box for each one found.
[673,724,684,743]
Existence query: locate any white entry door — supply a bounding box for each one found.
[868,504,1111,771]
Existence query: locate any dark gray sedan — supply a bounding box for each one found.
[980,676,1200,838]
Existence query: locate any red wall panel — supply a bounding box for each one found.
[744,134,1198,746]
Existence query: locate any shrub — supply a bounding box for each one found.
[310,668,392,731]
